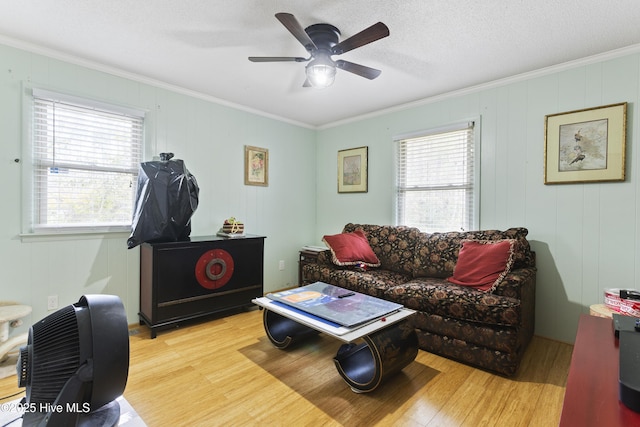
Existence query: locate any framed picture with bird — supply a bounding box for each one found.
[544,102,627,184]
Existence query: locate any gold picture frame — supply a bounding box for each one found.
[544,102,627,184]
[338,146,368,193]
[244,145,269,186]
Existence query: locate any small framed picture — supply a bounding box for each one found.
[544,102,627,184]
[338,146,368,193]
[244,145,269,186]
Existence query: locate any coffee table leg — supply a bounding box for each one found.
[263,309,319,349]
[333,318,418,393]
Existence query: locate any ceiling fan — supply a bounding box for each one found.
[249,13,389,88]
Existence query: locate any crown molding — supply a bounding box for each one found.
[0,34,315,130]
[3,34,640,132]
[318,43,640,130]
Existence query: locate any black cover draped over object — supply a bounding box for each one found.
[127,153,199,249]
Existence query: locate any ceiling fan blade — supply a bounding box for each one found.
[275,12,317,52]
[331,22,389,55]
[335,60,382,80]
[248,56,309,62]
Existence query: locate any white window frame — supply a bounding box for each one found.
[22,86,145,236]
[394,119,480,232]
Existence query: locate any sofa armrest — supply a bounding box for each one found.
[316,249,333,265]
[493,266,536,351]
[491,267,537,300]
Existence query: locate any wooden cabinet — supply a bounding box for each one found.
[560,314,640,426]
[139,235,265,338]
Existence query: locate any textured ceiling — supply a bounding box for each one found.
[1,1,640,128]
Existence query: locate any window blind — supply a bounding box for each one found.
[395,122,475,232]
[31,91,144,231]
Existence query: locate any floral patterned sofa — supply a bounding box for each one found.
[303,223,536,376]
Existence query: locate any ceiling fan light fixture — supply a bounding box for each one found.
[306,57,336,88]
[249,14,389,89]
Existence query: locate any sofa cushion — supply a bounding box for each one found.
[342,223,420,275]
[322,230,381,267]
[303,264,412,298]
[413,227,533,278]
[384,278,521,327]
[447,239,515,291]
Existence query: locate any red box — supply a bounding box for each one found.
[605,288,622,312]
[605,288,640,316]
[620,298,640,317]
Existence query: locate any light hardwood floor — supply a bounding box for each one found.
[0,308,573,426]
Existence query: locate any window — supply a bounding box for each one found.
[29,89,144,233]
[395,121,477,232]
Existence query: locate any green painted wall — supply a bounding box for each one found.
[0,43,316,326]
[315,51,640,343]
[4,39,640,344]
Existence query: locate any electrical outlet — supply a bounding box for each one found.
[47,295,58,310]
[278,260,285,270]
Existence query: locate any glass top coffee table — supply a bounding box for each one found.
[252,282,418,393]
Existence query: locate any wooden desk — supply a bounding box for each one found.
[560,314,640,426]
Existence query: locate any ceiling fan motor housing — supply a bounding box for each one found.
[305,24,340,51]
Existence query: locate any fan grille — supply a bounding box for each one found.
[16,346,29,387]
[28,305,80,403]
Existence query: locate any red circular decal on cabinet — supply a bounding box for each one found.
[195,249,234,289]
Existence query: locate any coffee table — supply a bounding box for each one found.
[252,284,418,393]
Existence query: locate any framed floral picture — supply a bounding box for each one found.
[244,145,268,186]
[544,102,627,184]
[338,146,368,193]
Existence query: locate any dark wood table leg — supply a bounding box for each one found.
[333,318,418,393]
[262,309,319,349]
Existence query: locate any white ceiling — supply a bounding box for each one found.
[1,1,640,128]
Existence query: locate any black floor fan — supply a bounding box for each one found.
[16,294,130,426]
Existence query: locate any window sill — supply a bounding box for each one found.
[20,229,131,243]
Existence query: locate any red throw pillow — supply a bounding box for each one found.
[322,230,381,267]
[447,239,515,291]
